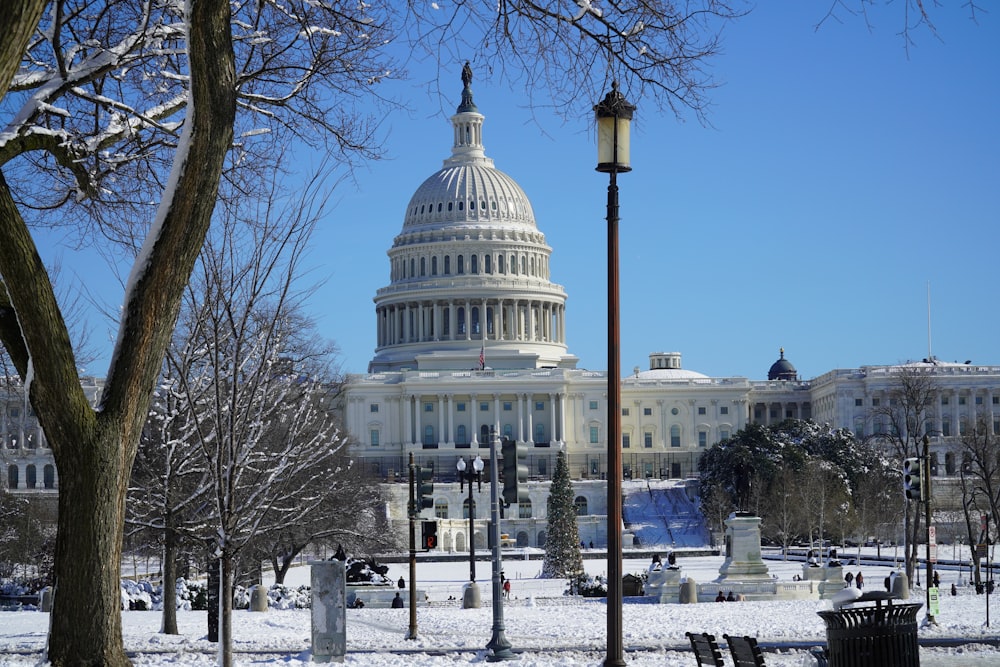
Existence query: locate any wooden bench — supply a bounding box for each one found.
[686,631,724,666]
[723,634,766,667]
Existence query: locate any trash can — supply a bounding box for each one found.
[816,592,921,667]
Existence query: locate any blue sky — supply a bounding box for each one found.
[42,4,999,382]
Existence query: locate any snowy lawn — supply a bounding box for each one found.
[2,553,999,666]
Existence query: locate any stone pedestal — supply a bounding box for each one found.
[891,572,909,599]
[645,567,683,603]
[310,560,346,663]
[716,513,770,582]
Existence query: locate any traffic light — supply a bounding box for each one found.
[421,520,438,550]
[501,437,529,505]
[903,457,923,501]
[417,464,435,510]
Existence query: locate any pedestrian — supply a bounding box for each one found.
[715,591,726,602]
[398,576,405,589]
[503,579,511,599]
[845,571,854,587]
[933,571,940,588]
[589,541,594,549]
[391,592,404,608]
[855,572,864,589]
[726,591,736,602]
[951,583,958,596]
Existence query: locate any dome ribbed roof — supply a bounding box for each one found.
[402,163,536,231]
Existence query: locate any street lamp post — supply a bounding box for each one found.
[595,81,634,667]
[485,429,515,661]
[457,455,484,609]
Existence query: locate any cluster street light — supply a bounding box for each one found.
[595,81,634,667]
[456,454,485,609]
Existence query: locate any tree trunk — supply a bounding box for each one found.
[221,553,234,667]
[47,428,131,667]
[161,523,179,635]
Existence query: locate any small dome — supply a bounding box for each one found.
[768,348,798,381]
[632,352,709,381]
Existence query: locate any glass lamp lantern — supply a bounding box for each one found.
[594,81,635,174]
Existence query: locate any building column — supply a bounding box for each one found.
[437,394,446,447]
[403,394,413,448]
[549,393,557,446]
[414,393,423,447]
[447,394,455,447]
[470,393,479,446]
[517,393,526,443]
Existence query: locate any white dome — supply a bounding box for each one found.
[402,164,536,232]
[368,70,574,373]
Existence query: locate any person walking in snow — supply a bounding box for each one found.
[855,572,864,589]
[503,579,511,599]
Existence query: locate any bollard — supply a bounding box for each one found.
[679,578,698,604]
[250,585,269,612]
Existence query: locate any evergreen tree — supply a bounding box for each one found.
[541,449,584,580]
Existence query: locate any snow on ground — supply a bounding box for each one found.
[2,552,1000,666]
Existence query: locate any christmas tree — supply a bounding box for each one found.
[541,448,584,580]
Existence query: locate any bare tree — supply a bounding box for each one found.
[867,366,939,581]
[957,413,1000,586]
[817,1,988,52]
[1,1,392,661]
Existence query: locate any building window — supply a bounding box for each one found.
[435,500,448,519]
[457,402,466,412]
[942,420,951,437]
[519,501,532,518]
[670,425,681,447]
[431,256,438,275]
[444,256,451,274]
[534,423,545,443]
[503,401,512,411]
[456,425,468,445]
[370,403,379,413]
[480,425,490,445]
[698,431,707,447]
[535,401,544,411]
[424,403,433,412]
[720,406,729,415]
[574,496,588,516]
[872,398,880,407]
[43,464,55,489]
[698,407,706,415]
[720,429,730,440]
[463,498,473,519]
[503,424,513,439]
[643,407,652,416]
[976,396,983,405]
[590,426,599,443]
[622,433,630,449]
[480,402,489,411]
[959,396,967,406]
[644,432,653,448]
[370,430,380,446]
[671,407,679,416]
[590,401,598,410]
[855,398,863,407]
[621,407,630,416]
[423,425,435,445]
[994,396,999,405]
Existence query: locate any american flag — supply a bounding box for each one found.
[479,342,485,370]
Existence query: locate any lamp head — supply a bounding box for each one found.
[595,81,635,174]
[456,457,467,472]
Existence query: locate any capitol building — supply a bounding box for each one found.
[4,73,1000,553]
[336,73,1000,551]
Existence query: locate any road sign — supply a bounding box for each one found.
[929,587,940,617]
[929,526,936,544]
[929,543,937,563]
